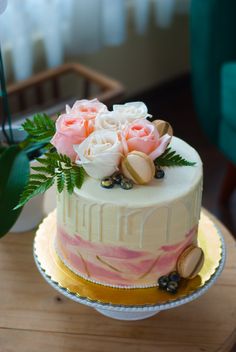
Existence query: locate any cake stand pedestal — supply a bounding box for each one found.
[34,210,226,321]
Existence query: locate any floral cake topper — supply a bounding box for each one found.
[16,99,195,208]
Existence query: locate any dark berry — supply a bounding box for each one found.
[101,177,114,189]
[166,280,178,294]
[158,275,169,290]
[168,271,181,283]
[120,178,133,190]
[112,172,123,184]
[155,167,165,179]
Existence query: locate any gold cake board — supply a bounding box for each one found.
[34,209,225,311]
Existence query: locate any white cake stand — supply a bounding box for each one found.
[33,220,226,321]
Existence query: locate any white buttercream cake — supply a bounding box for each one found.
[55,136,203,288]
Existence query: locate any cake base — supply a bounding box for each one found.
[95,308,158,320]
[33,209,225,320]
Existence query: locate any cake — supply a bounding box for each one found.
[56,136,202,288]
[17,99,204,291]
[50,100,203,289]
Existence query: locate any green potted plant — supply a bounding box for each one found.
[0,111,56,237]
[0,5,55,236]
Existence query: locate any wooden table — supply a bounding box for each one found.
[0,212,235,352]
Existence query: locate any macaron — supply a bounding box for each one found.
[177,245,205,279]
[153,119,173,138]
[121,151,155,185]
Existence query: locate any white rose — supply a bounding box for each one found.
[95,111,127,131]
[113,102,151,123]
[65,98,107,118]
[74,130,122,179]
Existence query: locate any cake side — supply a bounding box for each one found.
[55,137,203,287]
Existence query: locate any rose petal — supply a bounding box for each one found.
[52,99,106,160]
[120,132,129,155]
[95,111,123,131]
[51,133,81,161]
[127,137,157,155]
[74,130,122,179]
[149,134,172,160]
[81,157,119,179]
[113,102,152,120]
[65,104,71,114]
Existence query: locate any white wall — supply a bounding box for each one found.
[76,13,189,97]
[4,10,189,99]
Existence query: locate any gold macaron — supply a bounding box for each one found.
[121,151,155,185]
[153,119,173,138]
[177,245,205,279]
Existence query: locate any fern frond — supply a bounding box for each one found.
[31,165,55,175]
[30,174,48,181]
[155,147,196,167]
[22,113,56,142]
[72,166,84,189]
[15,177,54,209]
[15,151,85,208]
[63,169,74,194]
[35,157,50,166]
[56,172,65,193]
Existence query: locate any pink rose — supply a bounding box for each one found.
[51,116,92,161]
[65,98,107,121]
[51,99,108,161]
[122,119,171,160]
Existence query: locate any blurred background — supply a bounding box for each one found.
[0,0,235,235]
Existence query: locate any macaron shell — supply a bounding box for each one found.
[122,152,155,185]
[153,119,173,138]
[177,245,205,279]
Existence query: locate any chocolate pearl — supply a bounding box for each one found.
[166,280,178,294]
[112,172,123,184]
[158,275,169,290]
[155,167,165,179]
[168,271,181,283]
[101,177,114,189]
[120,178,133,190]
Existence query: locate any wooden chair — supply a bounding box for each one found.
[1,62,125,122]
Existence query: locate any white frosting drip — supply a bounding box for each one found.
[56,137,203,251]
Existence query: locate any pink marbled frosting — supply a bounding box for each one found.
[55,226,198,287]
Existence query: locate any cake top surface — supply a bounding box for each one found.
[74,136,202,207]
[15,99,203,223]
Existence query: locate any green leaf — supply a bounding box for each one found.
[30,174,48,181]
[15,177,54,209]
[0,146,30,237]
[35,157,51,166]
[73,166,84,189]
[31,165,54,174]
[22,113,56,143]
[155,147,196,167]
[56,173,65,193]
[15,151,85,208]
[64,169,74,194]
